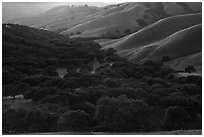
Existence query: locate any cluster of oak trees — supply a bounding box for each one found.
[2,24,202,134]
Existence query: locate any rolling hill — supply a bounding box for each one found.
[103,13,201,50]
[60,2,202,37]
[3,2,202,72]
[165,52,202,72]
[128,24,201,61]
[4,2,202,38]
[102,13,202,72]
[2,2,202,133]
[60,3,146,37]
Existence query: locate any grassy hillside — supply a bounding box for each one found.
[7,5,100,31]
[60,3,145,37]
[127,24,201,71]
[145,24,201,61]
[5,2,201,38]
[165,52,202,73]
[103,13,202,71]
[126,24,202,62]
[103,13,201,51]
[95,37,126,47]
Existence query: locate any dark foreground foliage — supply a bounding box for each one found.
[2,24,202,134]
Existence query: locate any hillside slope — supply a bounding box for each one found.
[6,5,100,31]
[4,2,202,38]
[60,3,146,37]
[60,2,202,37]
[127,24,201,66]
[102,13,202,71]
[144,24,202,61]
[165,52,202,73]
[103,13,201,51]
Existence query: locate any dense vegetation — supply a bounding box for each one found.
[2,24,202,134]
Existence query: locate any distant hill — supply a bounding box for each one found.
[2,3,61,21]
[60,3,146,37]
[4,2,202,38]
[2,2,109,21]
[5,5,100,31]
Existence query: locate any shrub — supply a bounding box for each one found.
[185,75,202,86]
[185,65,196,73]
[142,60,163,69]
[21,75,51,86]
[115,30,120,34]
[124,29,131,34]
[136,18,147,26]
[2,69,20,85]
[146,88,168,106]
[103,78,121,88]
[142,77,165,86]
[155,66,175,77]
[95,96,161,132]
[164,106,189,130]
[24,87,61,102]
[43,66,58,76]
[75,31,81,35]
[173,84,200,96]
[162,56,171,62]
[2,84,15,97]
[57,110,92,132]
[3,108,58,134]
[71,102,95,116]
[61,78,79,89]
[41,94,70,105]
[12,82,30,95]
